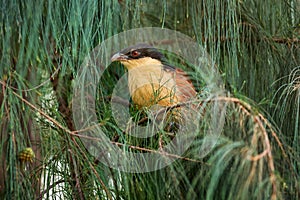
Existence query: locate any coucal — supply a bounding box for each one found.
[111,44,197,109]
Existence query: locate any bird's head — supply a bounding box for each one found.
[111,44,166,69]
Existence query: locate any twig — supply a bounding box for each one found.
[1,64,61,92]
[111,141,204,164]
[0,80,73,135]
[68,149,85,200]
[36,179,65,200]
[71,139,113,200]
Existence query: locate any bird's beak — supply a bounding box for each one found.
[111,53,128,62]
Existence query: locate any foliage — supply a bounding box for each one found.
[0,0,299,199]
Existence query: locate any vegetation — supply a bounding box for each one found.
[0,0,299,199]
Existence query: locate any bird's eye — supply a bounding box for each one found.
[131,50,141,58]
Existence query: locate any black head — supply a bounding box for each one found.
[111,44,166,63]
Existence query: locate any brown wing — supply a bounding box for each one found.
[163,65,197,102]
[174,68,197,102]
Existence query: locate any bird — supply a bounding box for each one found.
[111,44,197,110]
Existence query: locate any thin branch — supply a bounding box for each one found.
[36,179,66,200]
[4,64,61,92]
[111,141,205,163]
[71,138,114,200]
[68,149,85,200]
[0,80,73,135]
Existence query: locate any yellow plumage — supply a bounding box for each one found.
[125,60,179,108]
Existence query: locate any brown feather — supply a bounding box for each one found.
[173,68,197,102]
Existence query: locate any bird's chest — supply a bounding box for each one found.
[127,65,179,107]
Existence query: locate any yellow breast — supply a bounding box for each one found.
[127,63,179,107]
[131,83,179,107]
